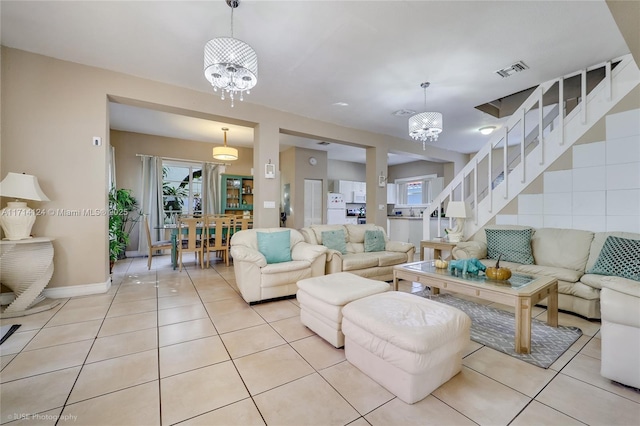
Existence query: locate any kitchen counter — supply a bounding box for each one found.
[387,216,445,220]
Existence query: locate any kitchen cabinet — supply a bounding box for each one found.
[333,180,366,203]
[387,183,396,204]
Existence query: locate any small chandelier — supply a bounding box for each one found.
[408,82,443,149]
[204,0,258,107]
[213,127,238,161]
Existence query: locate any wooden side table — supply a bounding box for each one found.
[0,237,60,318]
[419,240,457,261]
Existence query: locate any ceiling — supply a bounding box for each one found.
[1,1,631,164]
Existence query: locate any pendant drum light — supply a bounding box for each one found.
[213,127,238,161]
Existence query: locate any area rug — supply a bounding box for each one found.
[422,293,582,368]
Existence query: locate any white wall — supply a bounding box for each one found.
[496,108,640,233]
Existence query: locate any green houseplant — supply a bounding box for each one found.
[109,188,140,268]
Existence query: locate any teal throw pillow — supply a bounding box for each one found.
[257,230,292,264]
[485,228,534,264]
[364,229,386,252]
[588,236,640,282]
[322,230,347,254]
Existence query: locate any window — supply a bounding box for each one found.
[162,161,202,223]
[395,174,439,207]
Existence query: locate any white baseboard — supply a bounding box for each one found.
[1,278,112,304]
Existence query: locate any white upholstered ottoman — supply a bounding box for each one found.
[296,272,391,348]
[342,291,471,404]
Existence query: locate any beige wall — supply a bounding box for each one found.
[1,47,466,290]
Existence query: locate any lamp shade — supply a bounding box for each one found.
[0,173,50,201]
[212,146,238,161]
[445,201,470,219]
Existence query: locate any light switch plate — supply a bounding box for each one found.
[264,201,276,208]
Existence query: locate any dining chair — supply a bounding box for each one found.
[204,215,233,267]
[143,214,173,270]
[234,215,254,231]
[177,215,204,271]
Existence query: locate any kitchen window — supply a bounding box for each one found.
[395,174,441,207]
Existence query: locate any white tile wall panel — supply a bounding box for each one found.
[606,215,640,234]
[573,141,605,168]
[518,215,544,228]
[605,162,640,190]
[544,215,573,229]
[572,166,606,192]
[544,170,573,193]
[518,194,544,215]
[543,193,573,216]
[572,216,607,232]
[572,191,606,216]
[607,189,640,216]
[606,109,640,140]
[606,135,640,165]
[496,215,518,225]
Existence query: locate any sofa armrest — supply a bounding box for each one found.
[600,276,640,298]
[291,242,327,262]
[385,240,414,253]
[452,241,487,260]
[229,246,267,267]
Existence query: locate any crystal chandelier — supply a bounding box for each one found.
[408,82,443,149]
[213,127,238,161]
[204,0,258,107]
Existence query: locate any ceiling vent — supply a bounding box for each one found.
[495,61,529,78]
[317,141,330,146]
[392,109,416,117]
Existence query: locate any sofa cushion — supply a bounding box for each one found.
[558,280,601,300]
[485,228,534,264]
[257,230,292,264]
[588,236,640,282]
[516,265,583,283]
[342,253,380,271]
[364,230,386,252]
[321,229,347,254]
[377,251,408,267]
[532,228,593,272]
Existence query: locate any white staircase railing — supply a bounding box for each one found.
[424,54,639,240]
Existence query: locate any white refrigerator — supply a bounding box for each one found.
[327,193,347,224]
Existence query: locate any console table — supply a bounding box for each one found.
[0,237,60,318]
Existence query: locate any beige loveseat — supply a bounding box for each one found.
[452,225,640,319]
[300,224,415,281]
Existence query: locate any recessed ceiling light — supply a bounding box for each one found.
[332,102,349,107]
[479,126,496,135]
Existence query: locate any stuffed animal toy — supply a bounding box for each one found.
[448,258,486,275]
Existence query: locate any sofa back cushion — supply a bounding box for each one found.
[232,227,305,252]
[532,228,594,272]
[586,231,640,272]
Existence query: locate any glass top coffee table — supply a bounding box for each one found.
[393,261,558,354]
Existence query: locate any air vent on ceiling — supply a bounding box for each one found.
[495,61,529,78]
[392,109,416,117]
[317,141,330,146]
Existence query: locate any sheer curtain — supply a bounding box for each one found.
[201,163,224,215]
[137,156,164,254]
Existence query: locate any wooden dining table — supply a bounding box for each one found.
[158,223,235,269]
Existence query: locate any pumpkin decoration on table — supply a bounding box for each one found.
[434,257,448,269]
[485,255,512,280]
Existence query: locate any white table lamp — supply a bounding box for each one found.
[0,172,50,240]
[445,201,470,243]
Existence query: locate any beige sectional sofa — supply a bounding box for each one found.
[452,225,640,319]
[301,224,415,281]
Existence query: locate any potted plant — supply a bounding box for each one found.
[108,188,140,271]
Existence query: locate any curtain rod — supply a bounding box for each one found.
[135,153,230,166]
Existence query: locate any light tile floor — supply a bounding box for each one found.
[1,255,639,425]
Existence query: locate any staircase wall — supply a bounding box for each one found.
[493,87,640,234]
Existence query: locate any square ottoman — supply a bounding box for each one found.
[342,291,471,404]
[296,272,391,348]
